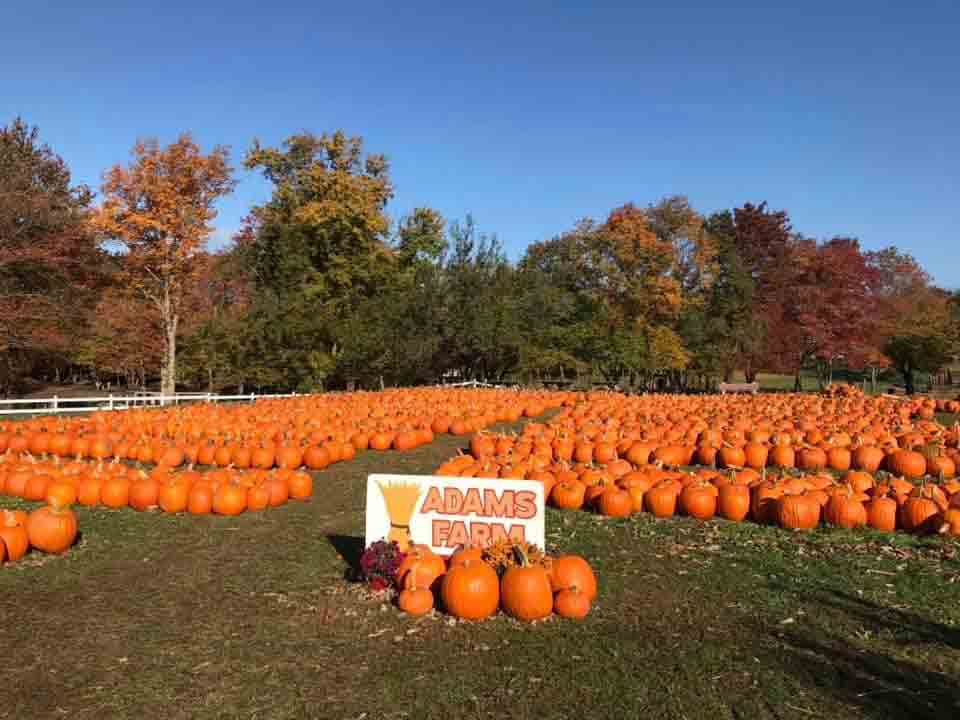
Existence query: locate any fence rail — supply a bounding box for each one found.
[0,392,300,416]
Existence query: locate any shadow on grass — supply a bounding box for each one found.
[327,534,365,580]
[761,586,960,719]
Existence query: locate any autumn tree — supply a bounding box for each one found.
[517,203,695,389]
[0,117,103,392]
[77,285,163,389]
[779,237,879,388]
[235,130,394,390]
[239,131,393,301]
[866,247,955,394]
[177,250,250,392]
[644,195,717,302]
[680,210,759,384]
[92,134,234,396]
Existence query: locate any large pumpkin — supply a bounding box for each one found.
[718,483,751,522]
[886,450,927,479]
[440,559,500,620]
[500,559,553,622]
[27,501,78,554]
[680,484,717,520]
[0,510,30,561]
[866,496,898,532]
[777,494,820,530]
[824,493,867,529]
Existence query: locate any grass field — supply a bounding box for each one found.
[2,416,960,719]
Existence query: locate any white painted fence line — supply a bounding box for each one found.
[0,392,301,416]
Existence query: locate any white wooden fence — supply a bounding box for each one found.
[0,391,301,417]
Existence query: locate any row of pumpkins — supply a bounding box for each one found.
[0,456,313,515]
[435,391,960,535]
[0,390,572,564]
[0,389,575,470]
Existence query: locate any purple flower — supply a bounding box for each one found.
[359,539,407,590]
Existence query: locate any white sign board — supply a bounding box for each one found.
[364,474,545,556]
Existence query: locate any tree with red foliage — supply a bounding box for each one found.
[78,285,164,389]
[0,117,104,393]
[732,202,794,381]
[778,237,879,388]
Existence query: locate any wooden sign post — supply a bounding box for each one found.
[365,474,546,556]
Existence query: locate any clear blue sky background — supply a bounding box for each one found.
[3,0,957,286]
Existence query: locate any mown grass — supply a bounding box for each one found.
[2,419,960,719]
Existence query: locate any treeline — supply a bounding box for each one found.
[1,118,958,396]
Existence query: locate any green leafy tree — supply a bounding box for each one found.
[236,130,395,389]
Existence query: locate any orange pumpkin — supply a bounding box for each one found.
[27,500,78,554]
[440,559,500,621]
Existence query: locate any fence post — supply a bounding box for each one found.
[109,394,114,411]
[250,392,255,404]
[53,395,58,412]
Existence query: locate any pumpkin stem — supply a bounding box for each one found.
[512,543,530,568]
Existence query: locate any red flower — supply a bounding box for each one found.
[369,577,389,591]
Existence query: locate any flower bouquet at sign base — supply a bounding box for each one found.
[359,539,406,591]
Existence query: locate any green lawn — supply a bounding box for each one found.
[2,420,960,719]
[732,367,960,396]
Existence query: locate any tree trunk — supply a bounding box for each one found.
[159,280,178,400]
[903,364,915,395]
[163,318,177,398]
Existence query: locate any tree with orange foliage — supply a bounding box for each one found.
[92,134,234,396]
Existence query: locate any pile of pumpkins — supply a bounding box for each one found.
[394,543,597,622]
[0,501,78,563]
[435,391,960,536]
[0,388,575,472]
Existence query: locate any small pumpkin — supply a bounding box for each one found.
[550,555,597,601]
[398,545,446,589]
[554,586,591,620]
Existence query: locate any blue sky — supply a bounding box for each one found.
[3,0,958,286]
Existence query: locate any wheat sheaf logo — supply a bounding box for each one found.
[375,479,423,551]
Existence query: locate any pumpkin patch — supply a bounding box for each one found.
[435,391,960,536]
